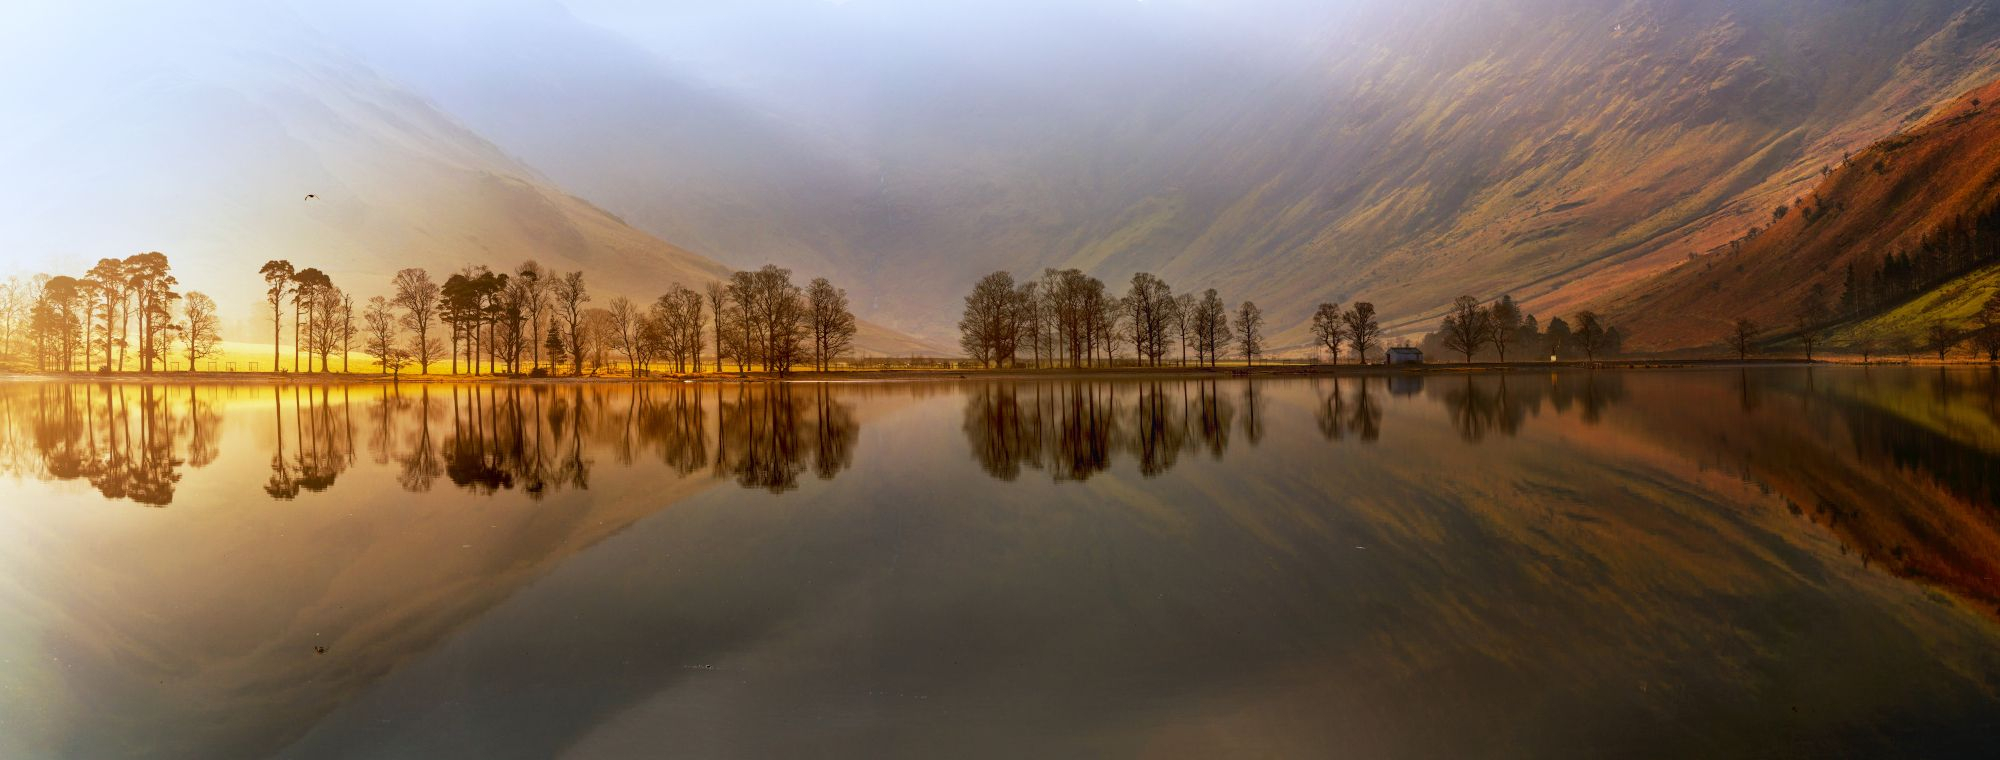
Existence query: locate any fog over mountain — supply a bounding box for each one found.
[8,0,2000,350]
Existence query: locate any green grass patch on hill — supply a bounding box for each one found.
[1831,262,2000,350]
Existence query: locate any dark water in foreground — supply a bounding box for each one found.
[4,368,2000,759]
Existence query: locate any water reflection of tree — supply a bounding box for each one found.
[0,384,193,506]
[403,386,583,497]
[347,383,858,497]
[1191,381,1234,457]
[5,381,870,504]
[631,385,710,476]
[1440,376,1530,443]
[396,387,445,494]
[714,384,858,492]
[263,386,357,500]
[294,387,353,494]
[94,384,182,506]
[1431,372,1626,442]
[962,381,1247,481]
[445,386,514,494]
[1241,382,1266,445]
[1312,378,1382,443]
[180,388,222,468]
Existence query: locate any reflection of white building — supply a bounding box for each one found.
[1387,347,1424,365]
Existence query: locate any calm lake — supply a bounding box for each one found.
[4,368,2000,758]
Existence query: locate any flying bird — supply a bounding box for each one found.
[304,194,317,201]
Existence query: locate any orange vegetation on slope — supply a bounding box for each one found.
[1609,79,2000,350]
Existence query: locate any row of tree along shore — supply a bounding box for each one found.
[294,261,859,378]
[34,254,2000,378]
[960,271,1628,368]
[0,255,860,377]
[955,269,1356,368]
[0,253,213,374]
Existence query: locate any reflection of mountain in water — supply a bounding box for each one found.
[1605,367,2000,615]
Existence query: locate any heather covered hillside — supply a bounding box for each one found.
[1609,79,2000,352]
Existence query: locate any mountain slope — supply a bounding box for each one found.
[1607,79,2000,350]
[329,0,2000,347]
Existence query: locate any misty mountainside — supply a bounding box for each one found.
[1610,78,2000,351]
[293,0,2000,348]
[0,2,937,355]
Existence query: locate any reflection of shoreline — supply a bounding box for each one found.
[0,360,1835,388]
[952,373,1628,479]
[0,382,862,505]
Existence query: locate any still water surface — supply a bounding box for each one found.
[3,368,2000,758]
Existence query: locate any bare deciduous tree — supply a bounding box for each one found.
[1194,289,1230,367]
[393,268,442,374]
[1172,292,1197,368]
[960,271,1020,368]
[608,296,643,376]
[1440,295,1491,363]
[1576,311,1611,361]
[552,271,591,376]
[1343,302,1381,365]
[1311,302,1345,364]
[727,265,809,374]
[1725,317,1757,360]
[181,291,220,372]
[652,284,706,373]
[516,261,549,371]
[808,277,857,371]
[705,282,728,373]
[1927,319,1960,361]
[364,296,401,374]
[1123,273,1175,367]
[1235,301,1264,366]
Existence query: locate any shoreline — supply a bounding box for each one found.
[1,357,1966,385]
